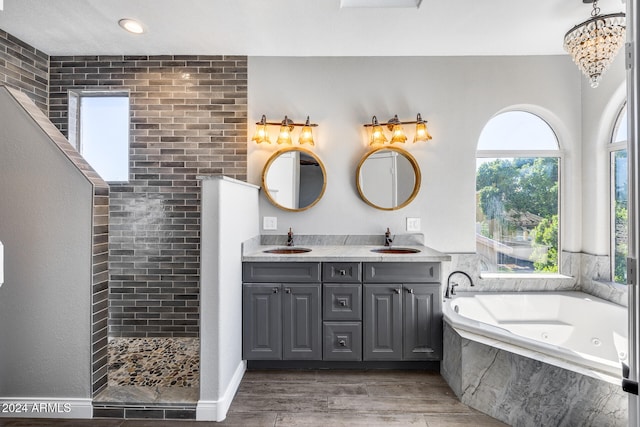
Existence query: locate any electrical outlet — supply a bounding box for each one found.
[263,216,277,230]
[406,217,421,232]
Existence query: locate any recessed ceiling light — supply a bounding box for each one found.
[340,0,422,8]
[118,18,145,34]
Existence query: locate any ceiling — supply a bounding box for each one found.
[0,0,628,57]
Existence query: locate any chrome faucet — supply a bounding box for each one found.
[286,228,294,246]
[384,228,393,247]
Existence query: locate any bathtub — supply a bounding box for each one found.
[442,291,628,426]
[443,291,627,378]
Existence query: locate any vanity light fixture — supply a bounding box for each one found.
[277,116,294,145]
[388,115,408,144]
[414,113,433,142]
[364,113,432,146]
[563,0,625,88]
[369,116,388,145]
[251,115,271,144]
[118,18,145,34]
[251,115,318,146]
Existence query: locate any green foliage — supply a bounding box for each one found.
[531,215,558,272]
[614,202,628,284]
[476,157,559,273]
[476,158,558,220]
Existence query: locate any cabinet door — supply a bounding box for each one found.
[363,284,402,360]
[242,284,282,360]
[403,284,442,360]
[282,284,322,360]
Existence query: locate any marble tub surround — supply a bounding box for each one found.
[570,252,628,307]
[442,323,627,427]
[442,252,629,306]
[443,253,578,293]
[242,234,451,262]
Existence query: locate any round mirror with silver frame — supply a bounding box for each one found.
[262,147,327,212]
[356,146,421,211]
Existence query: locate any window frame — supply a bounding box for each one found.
[68,89,131,184]
[476,110,563,275]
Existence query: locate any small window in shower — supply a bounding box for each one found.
[610,103,628,284]
[476,111,560,274]
[68,90,130,183]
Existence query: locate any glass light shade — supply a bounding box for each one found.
[298,125,315,146]
[370,124,388,145]
[414,122,432,142]
[251,124,270,144]
[390,124,407,144]
[563,12,625,88]
[277,125,293,145]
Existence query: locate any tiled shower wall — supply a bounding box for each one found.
[48,55,248,337]
[0,29,48,112]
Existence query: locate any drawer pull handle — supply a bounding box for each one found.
[394,288,401,294]
[407,288,414,294]
[338,340,346,347]
[339,269,347,276]
[285,288,291,294]
[339,300,347,307]
[272,287,279,294]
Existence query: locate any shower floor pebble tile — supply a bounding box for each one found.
[108,338,199,388]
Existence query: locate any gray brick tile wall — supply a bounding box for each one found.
[0,30,48,112]
[48,55,248,337]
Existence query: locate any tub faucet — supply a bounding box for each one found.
[286,228,294,246]
[384,228,393,247]
[445,270,474,299]
[445,283,458,299]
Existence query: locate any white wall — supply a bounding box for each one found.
[0,87,93,414]
[248,56,582,253]
[580,54,627,255]
[198,176,259,421]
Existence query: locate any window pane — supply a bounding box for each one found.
[80,96,129,182]
[613,149,628,283]
[476,157,559,273]
[477,111,559,151]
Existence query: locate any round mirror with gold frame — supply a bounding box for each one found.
[262,147,327,212]
[356,146,421,210]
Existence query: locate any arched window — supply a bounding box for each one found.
[610,103,628,284]
[476,111,560,273]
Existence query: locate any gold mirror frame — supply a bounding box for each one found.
[355,146,421,211]
[262,147,327,212]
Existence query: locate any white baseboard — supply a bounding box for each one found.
[196,360,246,422]
[0,398,92,418]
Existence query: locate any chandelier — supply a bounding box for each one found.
[563,0,625,88]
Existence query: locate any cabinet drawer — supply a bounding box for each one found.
[323,322,362,361]
[323,284,362,321]
[363,262,440,283]
[322,262,361,283]
[243,262,321,283]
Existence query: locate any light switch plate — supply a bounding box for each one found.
[263,216,277,230]
[406,217,421,232]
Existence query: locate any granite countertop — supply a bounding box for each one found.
[241,234,451,262]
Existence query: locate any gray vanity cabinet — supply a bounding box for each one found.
[403,285,441,360]
[242,284,282,360]
[243,261,442,364]
[363,262,442,361]
[363,284,402,360]
[242,263,322,361]
[282,284,322,360]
